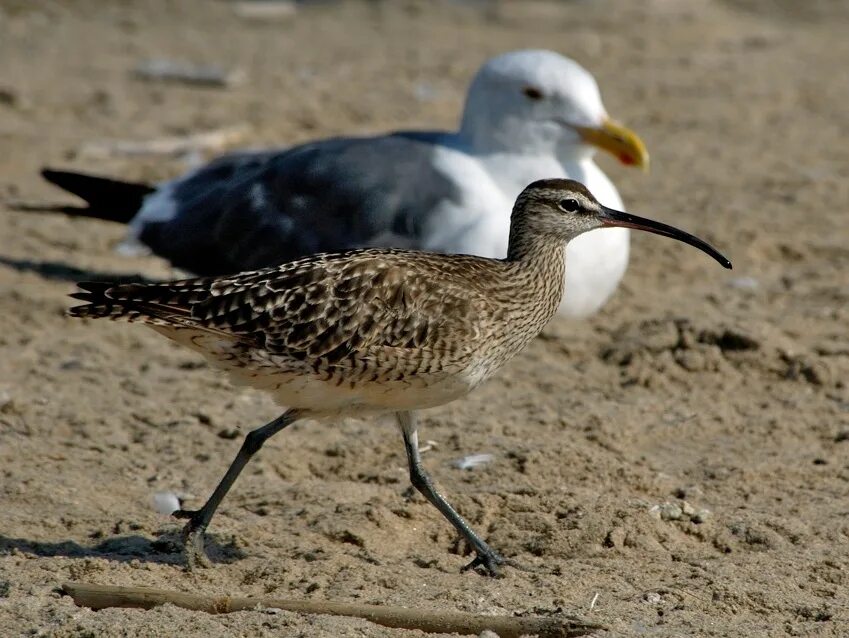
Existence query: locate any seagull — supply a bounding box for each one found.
[41,50,649,317]
[69,179,730,574]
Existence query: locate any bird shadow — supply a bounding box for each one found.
[0,528,246,566]
[0,255,159,285]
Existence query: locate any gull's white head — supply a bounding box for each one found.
[459,50,648,168]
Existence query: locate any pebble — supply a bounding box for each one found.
[692,508,711,524]
[659,503,683,521]
[650,501,710,523]
[642,592,662,604]
[0,389,13,412]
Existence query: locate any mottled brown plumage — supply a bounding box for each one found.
[69,178,730,575]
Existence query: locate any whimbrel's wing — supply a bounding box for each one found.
[70,250,498,369]
[131,133,463,275]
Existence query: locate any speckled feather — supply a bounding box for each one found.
[69,180,573,413]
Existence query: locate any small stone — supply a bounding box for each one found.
[0,389,14,412]
[681,501,696,517]
[217,427,240,440]
[659,503,683,521]
[479,630,501,638]
[603,527,627,548]
[194,411,213,426]
[675,349,705,372]
[691,508,711,524]
[642,591,662,604]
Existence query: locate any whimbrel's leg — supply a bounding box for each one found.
[397,411,505,577]
[174,408,303,568]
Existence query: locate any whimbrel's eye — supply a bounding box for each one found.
[522,86,544,101]
[558,198,580,213]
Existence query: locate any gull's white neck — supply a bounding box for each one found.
[459,135,606,207]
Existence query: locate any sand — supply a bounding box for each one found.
[0,1,847,636]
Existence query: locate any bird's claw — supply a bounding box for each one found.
[461,548,507,577]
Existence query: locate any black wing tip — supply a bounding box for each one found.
[41,167,85,186]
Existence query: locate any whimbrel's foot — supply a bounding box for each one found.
[461,547,509,577]
[460,545,532,577]
[173,509,212,570]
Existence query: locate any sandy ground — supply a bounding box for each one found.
[1,1,848,636]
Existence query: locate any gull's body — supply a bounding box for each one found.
[70,179,730,575]
[41,50,647,318]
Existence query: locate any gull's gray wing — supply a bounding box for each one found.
[135,133,462,275]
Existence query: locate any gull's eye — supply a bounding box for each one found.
[522,86,544,101]
[558,198,580,213]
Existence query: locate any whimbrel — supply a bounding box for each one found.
[37,50,648,318]
[69,179,730,575]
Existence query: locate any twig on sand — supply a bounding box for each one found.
[78,125,250,159]
[62,582,603,638]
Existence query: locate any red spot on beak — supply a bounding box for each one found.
[619,153,635,166]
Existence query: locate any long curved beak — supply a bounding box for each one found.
[575,119,650,170]
[600,206,732,269]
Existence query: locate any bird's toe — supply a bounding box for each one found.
[461,549,506,577]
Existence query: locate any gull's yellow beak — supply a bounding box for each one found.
[575,119,650,171]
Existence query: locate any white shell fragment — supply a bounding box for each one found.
[452,453,495,470]
[152,491,181,516]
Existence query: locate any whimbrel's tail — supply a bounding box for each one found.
[28,169,156,224]
[68,281,193,324]
[69,280,245,354]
